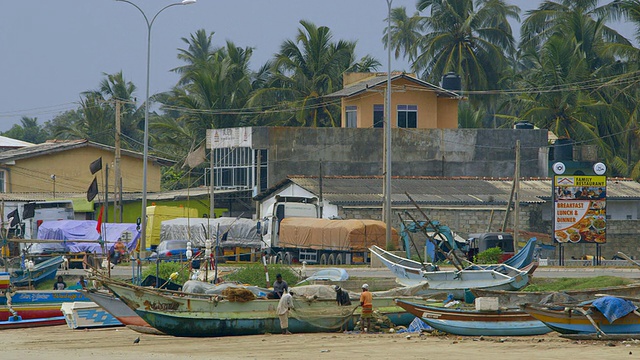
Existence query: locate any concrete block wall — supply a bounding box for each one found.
[255,127,548,187]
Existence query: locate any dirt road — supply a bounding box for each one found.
[2,325,637,360]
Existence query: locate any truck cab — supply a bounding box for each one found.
[260,196,319,249]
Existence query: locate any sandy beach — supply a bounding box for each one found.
[2,325,637,360]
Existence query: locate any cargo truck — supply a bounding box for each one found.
[258,195,398,265]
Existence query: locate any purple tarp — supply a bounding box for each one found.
[36,220,139,254]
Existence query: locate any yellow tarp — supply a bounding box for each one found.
[278,218,398,251]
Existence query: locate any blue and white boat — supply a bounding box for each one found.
[60,301,123,329]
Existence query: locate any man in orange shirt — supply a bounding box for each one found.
[359,283,373,333]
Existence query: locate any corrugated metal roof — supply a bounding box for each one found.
[326,73,460,98]
[0,139,174,166]
[273,176,640,206]
[0,135,34,148]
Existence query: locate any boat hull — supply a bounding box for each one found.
[10,256,64,287]
[61,301,123,329]
[524,304,640,335]
[395,299,551,336]
[0,316,66,330]
[83,290,151,327]
[1,290,91,321]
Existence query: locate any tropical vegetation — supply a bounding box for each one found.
[4,1,640,187]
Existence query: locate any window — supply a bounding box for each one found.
[0,170,5,193]
[397,105,417,128]
[373,104,384,128]
[345,106,357,128]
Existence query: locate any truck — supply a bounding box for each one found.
[258,195,398,265]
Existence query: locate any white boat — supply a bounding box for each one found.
[60,301,123,329]
[369,245,532,299]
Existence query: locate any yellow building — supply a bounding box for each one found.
[327,72,461,129]
[0,139,172,195]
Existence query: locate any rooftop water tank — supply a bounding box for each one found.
[441,72,461,92]
[514,121,534,129]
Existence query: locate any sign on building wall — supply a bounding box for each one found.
[553,175,606,244]
[206,127,252,149]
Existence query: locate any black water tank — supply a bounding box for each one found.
[515,121,534,129]
[441,72,461,92]
[554,138,574,161]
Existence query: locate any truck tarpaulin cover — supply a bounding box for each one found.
[36,220,139,253]
[160,217,261,248]
[279,218,398,251]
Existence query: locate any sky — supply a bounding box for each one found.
[0,0,636,132]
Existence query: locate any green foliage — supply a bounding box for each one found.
[473,247,503,264]
[141,262,192,285]
[524,276,632,292]
[224,263,300,287]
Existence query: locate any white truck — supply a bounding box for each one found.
[258,196,396,265]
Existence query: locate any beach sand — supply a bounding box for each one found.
[2,325,637,360]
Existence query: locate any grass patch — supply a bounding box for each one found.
[224,264,301,287]
[523,276,633,292]
[142,262,192,285]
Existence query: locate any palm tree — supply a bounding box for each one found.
[1,116,49,144]
[249,20,357,127]
[412,0,519,93]
[384,6,424,63]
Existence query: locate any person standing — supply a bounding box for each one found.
[277,289,295,335]
[334,285,352,332]
[53,276,67,290]
[359,283,373,333]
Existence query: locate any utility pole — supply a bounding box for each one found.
[114,100,122,223]
[513,140,521,252]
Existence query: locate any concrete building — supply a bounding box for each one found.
[326,72,461,129]
[206,126,549,199]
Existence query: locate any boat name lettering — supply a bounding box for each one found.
[150,302,179,311]
[422,311,440,319]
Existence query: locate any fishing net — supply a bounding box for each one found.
[291,300,359,330]
[221,287,256,302]
[354,311,396,332]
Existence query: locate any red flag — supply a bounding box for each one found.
[96,206,104,234]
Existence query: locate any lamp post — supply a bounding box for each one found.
[50,174,56,199]
[384,0,393,249]
[116,0,196,257]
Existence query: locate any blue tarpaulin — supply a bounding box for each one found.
[397,317,433,333]
[36,220,139,254]
[592,296,637,323]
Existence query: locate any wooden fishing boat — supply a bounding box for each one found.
[61,301,123,329]
[395,299,551,336]
[370,245,532,299]
[0,315,66,330]
[471,283,640,308]
[101,277,412,337]
[9,256,64,287]
[1,289,91,322]
[523,296,640,335]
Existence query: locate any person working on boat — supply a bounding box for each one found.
[53,275,67,290]
[335,285,352,332]
[277,288,295,335]
[359,283,373,333]
[270,274,288,299]
[112,238,127,264]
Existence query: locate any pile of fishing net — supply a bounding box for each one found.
[221,287,256,302]
[355,310,396,332]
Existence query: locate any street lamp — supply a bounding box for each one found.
[384,0,392,249]
[116,0,196,256]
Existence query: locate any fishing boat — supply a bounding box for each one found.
[9,256,64,287]
[395,299,551,336]
[60,301,123,329]
[471,283,640,308]
[523,296,640,335]
[100,277,414,337]
[370,245,532,299]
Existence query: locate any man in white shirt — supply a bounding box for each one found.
[277,289,295,334]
